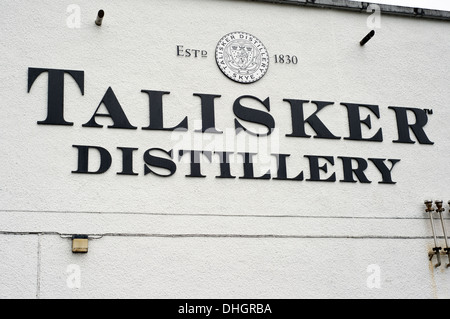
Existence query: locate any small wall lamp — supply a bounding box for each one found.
[72,235,89,254]
[360,30,375,46]
[95,10,105,26]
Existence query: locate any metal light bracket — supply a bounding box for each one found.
[435,200,449,267]
[425,200,442,268]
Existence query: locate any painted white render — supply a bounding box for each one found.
[0,0,449,299]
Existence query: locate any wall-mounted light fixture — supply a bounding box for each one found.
[360,30,375,46]
[72,235,89,254]
[433,200,450,268]
[442,201,450,267]
[95,10,105,26]
[424,200,441,267]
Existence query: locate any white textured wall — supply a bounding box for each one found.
[1,0,450,299]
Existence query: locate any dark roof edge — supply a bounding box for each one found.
[248,0,450,21]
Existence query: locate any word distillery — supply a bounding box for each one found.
[27,67,436,184]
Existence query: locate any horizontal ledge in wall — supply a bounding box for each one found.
[0,211,446,239]
[0,231,441,240]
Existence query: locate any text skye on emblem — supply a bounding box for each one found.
[215,31,269,84]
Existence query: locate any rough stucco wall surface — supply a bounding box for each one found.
[0,235,38,299]
[0,0,449,298]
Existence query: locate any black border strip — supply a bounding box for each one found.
[248,0,450,21]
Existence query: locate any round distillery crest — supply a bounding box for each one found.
[215,31,269,84]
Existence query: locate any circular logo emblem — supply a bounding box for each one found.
[215,31,269,84]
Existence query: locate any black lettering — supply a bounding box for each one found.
[338,156,371,183]
[304,155,336,182]
[284,100,340,139]
[117,147,138,176]
[368,158,401,184]
[193,93,223,134]
[214,151,236,179]
[233,95,275,136]
[272,153,304,181]
[72,145,112,174]
[239,153,271,180]
[176,45,184,56]
[178,150,212,178]
[83,87,137,129]
[143,148,176,177]
[341,103,383,142]
[141,90,188,131]
[28,67,84,126]
[389,106,434,144]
